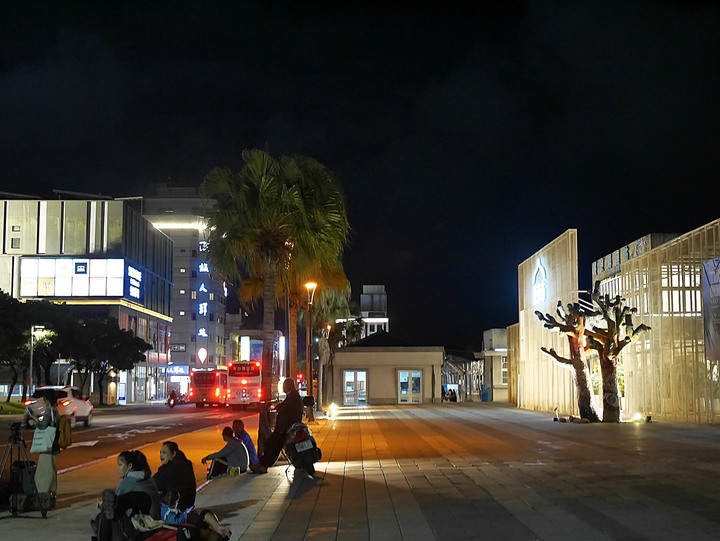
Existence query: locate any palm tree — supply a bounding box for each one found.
[201,149,349,401]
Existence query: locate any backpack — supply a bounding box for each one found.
[58,415,72,449]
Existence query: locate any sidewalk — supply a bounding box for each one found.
[4,403,720,540]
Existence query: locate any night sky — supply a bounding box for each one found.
[2,2,719,350]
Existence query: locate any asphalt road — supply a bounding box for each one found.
[1,403,258,482]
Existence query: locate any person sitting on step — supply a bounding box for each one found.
[201,426,249,478]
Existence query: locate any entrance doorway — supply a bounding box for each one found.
[343,370,367,405]
[398,370,422,403]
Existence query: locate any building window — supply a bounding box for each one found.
[209,292,214,300]
[191,291,197,299]
[191,270,197,278]
[11,238,20,249]
[501,357,508,385]
[191,313,196,321]
[11,225,21,232]
[180,268,186,273]
[179,289,186,295]
[179,310,185,316]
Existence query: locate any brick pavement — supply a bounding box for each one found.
[3,403,720,540]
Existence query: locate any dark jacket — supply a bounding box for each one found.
[275,389,304,434]
[117,471,161,519]
[153,455,197,510]
[235,429,259,465]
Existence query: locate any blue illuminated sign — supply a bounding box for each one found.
[125,264,145,304]
[167,365,189,376]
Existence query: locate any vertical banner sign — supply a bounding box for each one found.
[702,257,720,363]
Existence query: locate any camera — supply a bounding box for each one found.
[9,421,22,442]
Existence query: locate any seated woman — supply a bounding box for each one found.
[91,450,162,541]
[201,426,249,478]
[153,441,197,513]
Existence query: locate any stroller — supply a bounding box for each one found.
[283,422,322,476]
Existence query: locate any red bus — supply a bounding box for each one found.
[189,366,229,407]
[228,332,285,407]
[227,360,263,408]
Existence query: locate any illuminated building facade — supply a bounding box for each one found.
[129,185,227,395]
[512,222,720,424]
[0,197,173,403]
[516,230,580,416]
[594,222,720,423]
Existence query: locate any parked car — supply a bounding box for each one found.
[23,385,94,428]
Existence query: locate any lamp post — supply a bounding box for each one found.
[305,281,317,422]
[29,325,45,396]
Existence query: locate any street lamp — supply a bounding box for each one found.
[29,325,45,396]
[305,281,317,422]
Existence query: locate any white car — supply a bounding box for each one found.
[24,385,94,428]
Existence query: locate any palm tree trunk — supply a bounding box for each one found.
[261,264,278,403]
[289,306,298,379]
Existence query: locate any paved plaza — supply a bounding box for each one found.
[3,402,720,540]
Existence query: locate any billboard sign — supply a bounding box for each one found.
[19,257,145,305]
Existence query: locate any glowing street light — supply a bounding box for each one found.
[29,325,45,395]
[305,281,317,422]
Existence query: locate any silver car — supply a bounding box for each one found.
[24,385,94,428]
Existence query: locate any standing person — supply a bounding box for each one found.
[201,427,249,478]
[153,441,197,511]
[232,419,259,466]
[32,388,60,506]
[250,378,303,473]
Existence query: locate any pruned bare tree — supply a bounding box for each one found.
[585,280,651,422]
[535,301,601,422]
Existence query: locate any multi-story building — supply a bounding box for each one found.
[124,184,228,395]
[0,196,173,403]
[359,284,389,338]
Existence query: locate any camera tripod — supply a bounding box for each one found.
[0,424,47,518]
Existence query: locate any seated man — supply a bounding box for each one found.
[232,419,259,466]
[201,426,249,479]
[250,378,304,473]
